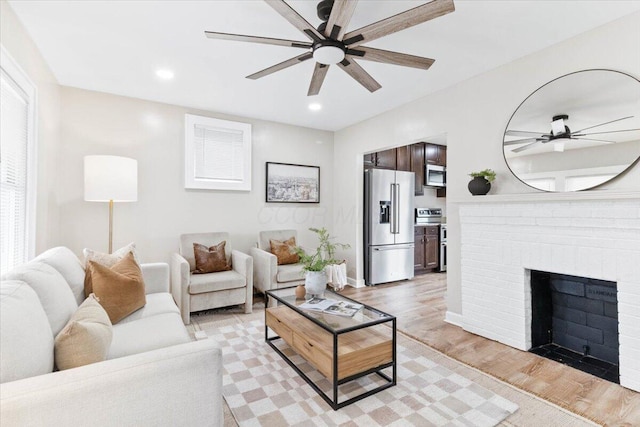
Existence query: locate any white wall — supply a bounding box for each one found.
[58,87,334,263]
[1,0,61,254]
[333,12,640,310]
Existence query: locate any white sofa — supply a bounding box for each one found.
[0,247,223,427]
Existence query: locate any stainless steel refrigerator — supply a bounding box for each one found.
[364,169,415,285]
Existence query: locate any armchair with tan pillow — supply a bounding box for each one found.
[171,232,253,324]
[249,229,306,295]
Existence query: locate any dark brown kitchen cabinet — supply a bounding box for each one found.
[375,148,397,169]
[396,145,411,172]
[364,149,397,170]
[414,225,439,272]
[410,143,425,196]
[425,144,446,166]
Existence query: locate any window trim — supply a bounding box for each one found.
[184,114,252,191]
[1,45,38,261]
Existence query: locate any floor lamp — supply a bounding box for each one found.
[84,155,138,254]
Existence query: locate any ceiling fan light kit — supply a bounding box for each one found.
[204,0,455,95]
[312,40,345,65]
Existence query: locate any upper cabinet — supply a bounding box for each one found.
[396,145,411,172]
[425,144,447,166]
[410,143,425,196]
[364,142,444,197]
[364,147,410,171]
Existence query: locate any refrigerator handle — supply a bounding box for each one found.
[394,183,400,235]
[389,184,396,234]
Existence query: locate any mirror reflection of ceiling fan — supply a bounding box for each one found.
[204,0,455,95]
[504,115,640,153]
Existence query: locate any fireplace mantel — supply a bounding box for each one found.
[452,190,640,204]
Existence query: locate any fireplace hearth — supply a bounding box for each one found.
[529,271,619,383]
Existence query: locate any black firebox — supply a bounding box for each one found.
[529,271,619,384]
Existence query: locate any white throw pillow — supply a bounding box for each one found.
[83,242,138,268]
[35,247,86,305]
[0,281,55,383]
[2,263,78,336]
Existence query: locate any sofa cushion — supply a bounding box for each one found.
[0,280,54,383]
[107,312,190,360]
[34,247,86,305]
[258,229,297,252]
[193,242,231,274]
[83,242,138,296]
[2,263,77,336]
[116,293,180,324]
[87,252,146,324]
[188,270,245,295]
[276,263,305,283]
[54,294,113,370]
[180,232,231,272]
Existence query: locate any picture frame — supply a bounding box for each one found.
[266,162,320,203]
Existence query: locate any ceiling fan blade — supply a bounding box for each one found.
[573,128,640,137]
[246,52,313,80]
[348,47,434,70]
[264,0,325,42]
[308,63,330,96]
[503,137,546,146]
[338,58,381,92]
[505,130,549,137]
[573,138,615,144]
[325,0,359,40]
[342,0,455,47]
[512,140,542,153]
[572,116,634,134]
[204,31,311,49]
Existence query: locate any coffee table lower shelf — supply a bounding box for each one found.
[265,305,396,410]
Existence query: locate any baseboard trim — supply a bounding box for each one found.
[347,277,366,288]
[444,311,463,327]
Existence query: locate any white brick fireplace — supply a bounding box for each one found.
[458,193,640,392]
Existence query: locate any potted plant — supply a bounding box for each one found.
[294,227,350,297]
[468,169,496,196]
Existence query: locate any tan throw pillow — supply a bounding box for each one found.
[193,241,232,274]
[54,294,113,371]
[270,237,300,265]
[86,252,146,324]
[83,242,138,297]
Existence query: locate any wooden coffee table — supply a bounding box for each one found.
[265,287,396,410]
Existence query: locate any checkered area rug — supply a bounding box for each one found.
[206,320,518,426]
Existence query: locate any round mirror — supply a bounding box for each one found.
[503,69,640,192]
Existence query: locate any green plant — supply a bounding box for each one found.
[469,168,496,183]
[294,227,350,272]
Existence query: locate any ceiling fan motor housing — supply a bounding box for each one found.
[317,0,334,21]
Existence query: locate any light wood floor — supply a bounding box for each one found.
[341,273,640,426]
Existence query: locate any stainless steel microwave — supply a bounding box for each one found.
[425,164,446,187]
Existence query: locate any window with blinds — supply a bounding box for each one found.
[184,114,251,191]
[1,49,36,274]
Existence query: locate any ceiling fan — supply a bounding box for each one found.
[204,0,455,96]
[504,115,639,153]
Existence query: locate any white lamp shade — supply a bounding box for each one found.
[84,155,138,202]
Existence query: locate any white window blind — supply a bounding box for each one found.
[1,48,36,274]
[184,114,251,191]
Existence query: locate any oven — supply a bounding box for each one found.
[439,224,447,272]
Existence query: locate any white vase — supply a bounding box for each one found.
[305,270,327,298]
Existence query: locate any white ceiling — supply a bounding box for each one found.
[9,0,640,131]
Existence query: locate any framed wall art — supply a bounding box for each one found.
[266,162,320,203]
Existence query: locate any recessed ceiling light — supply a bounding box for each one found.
[156,69,174,80]
[308,103,322,111]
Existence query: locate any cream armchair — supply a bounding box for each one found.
[171,232,252,324]
[249,229,306,295]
